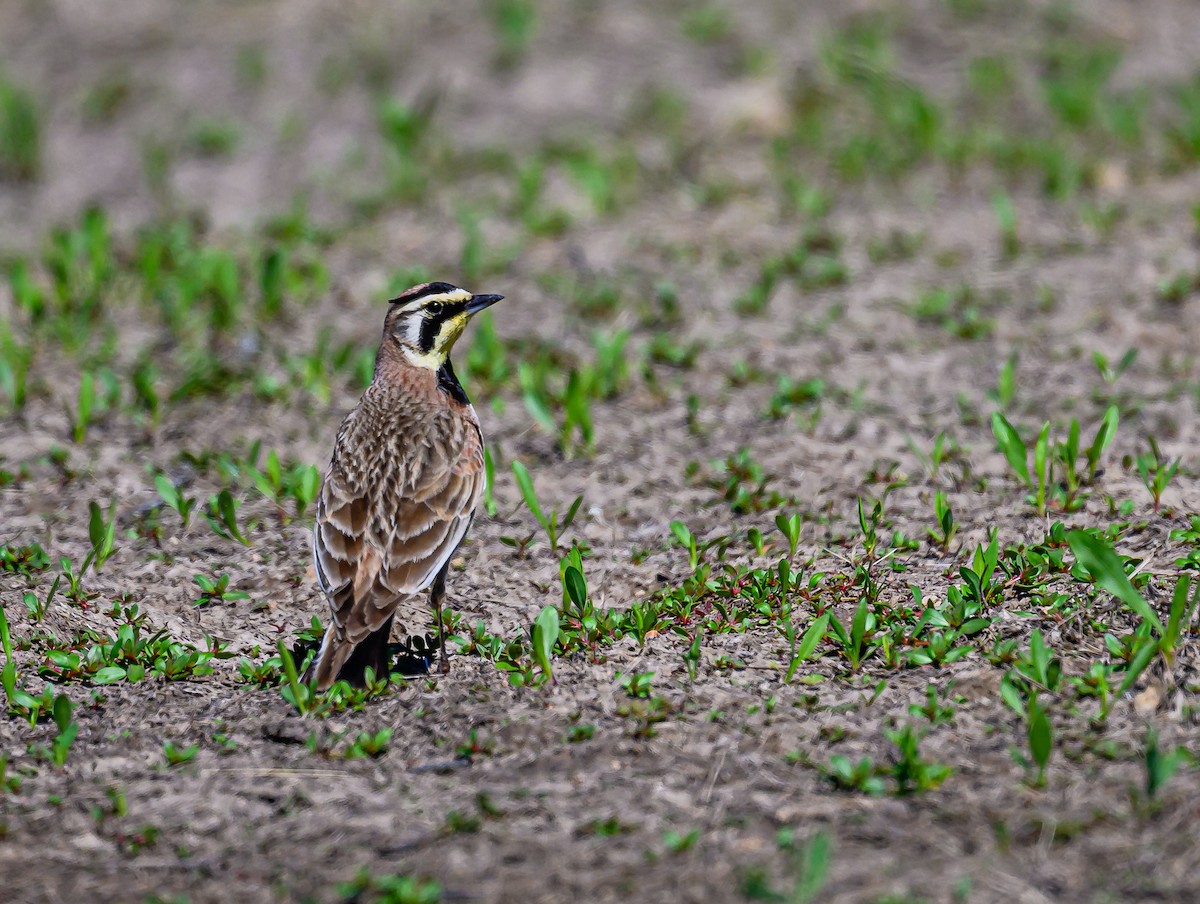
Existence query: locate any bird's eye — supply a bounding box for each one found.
[425,301,443,316]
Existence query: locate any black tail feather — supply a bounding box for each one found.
[334,615,395,686]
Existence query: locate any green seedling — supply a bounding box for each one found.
[163,740,199,767]
[1143,725,1190,803]
[561,369,595,453]
[277,640,315,714]
[828,599,874,671]
[0,321,31,413]
[906,431,963,483]
[824,754,885,795]
[1,607,55,723]
[490,0,538,66]
[662,828,701,854]
[910,284,994,340]
[1070,661,1117,721]
[928,490,956,553]
[781,613,829,683]
[343,728,392,759]
[0,540,50,574]
[988,353,1017,408]
[748,527,767,556]
[886,724,952,794]
[50,693,78,767]
[1067,530,1164,635]
[1004,684,1055,788]
[991,412,1031,487]
[1084,405,1119,481]
[775,512,802,559]
[130,356,161,424]
[60,555,91,603]
[482,445,498,517]
[1135,437,1181,512]
[155,474,197,529]
[991,190,1020,257]
[670,520,701,571]
[1093,348,1137,385]
[530,605,559,684]
[511,460,582,552]
[0,73,40,180]
[335,870,441,904]
[559,541,588,604]
[1,754,20,794]
[746,829,832,904]
[1068,530,1199,689]
[41,619,230,685]
[70,371,97,443]
[250,450,321,521]
[764,376,826,425]
[683,633,701,681]
[184,117,240,158]
[193,573,249,607]
[992,411,1117,513]
[707,449,790,513]
[87,499,117,571]
[205,490,251,545]
[910,684,956,725]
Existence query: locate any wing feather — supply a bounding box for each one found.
[312,408,485,644]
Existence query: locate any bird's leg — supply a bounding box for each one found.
[431,563,451,674]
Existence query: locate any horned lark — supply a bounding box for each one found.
[305,282,503,689]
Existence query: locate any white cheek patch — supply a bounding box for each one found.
[405,315,424,346]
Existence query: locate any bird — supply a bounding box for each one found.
[304,281,503,690]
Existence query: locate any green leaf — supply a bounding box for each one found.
[521,390,557,434]
[669,520,693,548]
[511,460,546,527]
[52,693,73,733]
[991,412,1030,487]
[1027,698,1053,772]
[560,495,584,532]
[1117,638,1158,698]
[1067,530,1164,635]
[93,666,127,684]
[531,606,559,682]
[850,599,869,649]
[563,566,587,611]
[795,613,829,664]
[482,445,497,517]
[794,831,832,904]
[155,474,179,507]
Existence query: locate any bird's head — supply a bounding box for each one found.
[383,281,504,370]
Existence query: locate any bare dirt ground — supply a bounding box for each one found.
[2,1,1200,902]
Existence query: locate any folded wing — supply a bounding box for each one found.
[313,416,484,645]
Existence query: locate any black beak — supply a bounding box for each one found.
[466,293,504,315]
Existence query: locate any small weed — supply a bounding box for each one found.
[489,0,538,68]
[336,869,441,904]
[193,573,249,607]
[823,754,885,795]
[184,118,241,158]
[1133,438,1181,512]
[510,461,582,553]
[49,693,78,767]
[343,728,392,759]
[886,724,952,794]
[0,73,40,181]
[163,741,200,767]
[155,475,197,529]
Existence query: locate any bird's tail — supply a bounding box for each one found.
[304,618,394,691]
